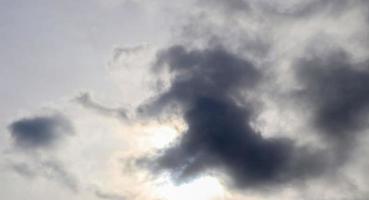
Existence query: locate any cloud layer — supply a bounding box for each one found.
[2,0,369,199]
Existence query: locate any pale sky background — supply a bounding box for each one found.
[1,0,369,200]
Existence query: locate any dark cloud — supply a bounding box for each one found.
[152,45,260,108]
[142,45,331,189]
[296,50,369,144]
[8,114,74,149]
[75,92,127,119]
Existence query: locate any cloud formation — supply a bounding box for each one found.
[293,49,369,168]
[6,113,78,192]
[75,92,127,119]
[296,50,369,137]
[9,160,79,193]
[142,45,335,189]
[8,114,74,149]
[2,0,369,199]
[100,0,369,198]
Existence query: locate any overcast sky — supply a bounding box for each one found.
[1,0,369,200]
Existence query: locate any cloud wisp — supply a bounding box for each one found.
[75,92,128,120]
[9,159,80,193]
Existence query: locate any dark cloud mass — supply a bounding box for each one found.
[144,45,331,188]
[8,114,73,149]
[2,0,369,199]
[296,50,369,143]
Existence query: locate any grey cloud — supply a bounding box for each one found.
[197,0,250,13]
[75,92,127,119]
[94,189,125,200]
[295,50,369,146]
[142,45,333,189]
[8,114,74,149]
[6,113,79,193]
[41,160,80,193]
[132,0,369,197]
[10,162,37,178]
[259,0,349,18]
[9,160,79,193]
[112,45,148,63]
[198,0,353,19]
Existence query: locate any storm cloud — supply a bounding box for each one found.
[8,114,74,149]
[143,45,332,189]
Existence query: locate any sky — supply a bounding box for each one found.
[1,0,369,199]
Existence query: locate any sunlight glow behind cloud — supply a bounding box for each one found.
[156,176,225,200]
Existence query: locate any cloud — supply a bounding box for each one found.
[111,45,149,64]
[197,0,250,13]
[196,0,351,18]
[94,188,125,200]
[8,114,74,150]
[40,160,80,193]
[2,0,369,199]
[295,49,369,147]
[10,162,37,178]
[5,113,80,194]
[258,0,350,18]
[141,45,334,189]
[75,92,127,119]
[9,159,79,193]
